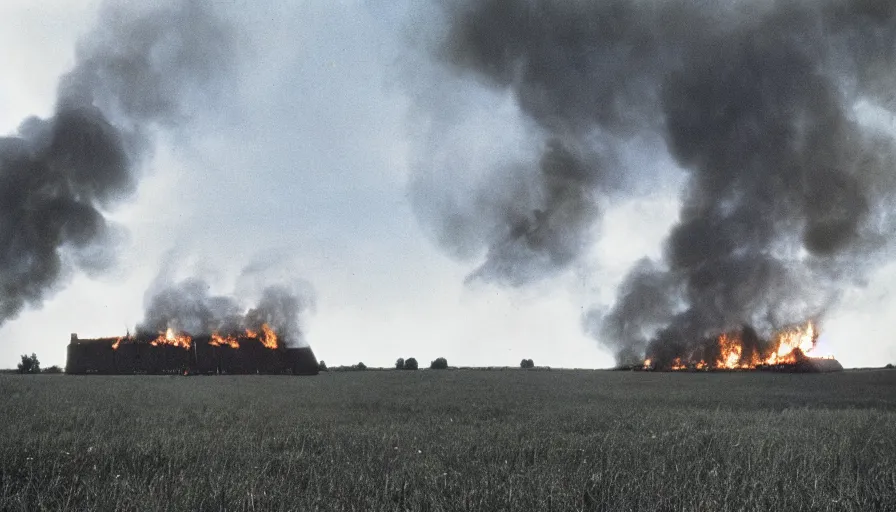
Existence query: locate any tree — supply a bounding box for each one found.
[520,359,535,369]
[395,358,405,370]
[318,360,328,372]
[404,357,418,370]
[354,362,367,371]
[17,353,41,374]
[430,357,448,370]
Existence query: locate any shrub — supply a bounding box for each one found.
[43,365,63,374]
[395,358,405,370]
[430,357,448,370]
[17,353,41,374]
[404,357,419,370]
[318,360,328,372]
[520,359,535,369]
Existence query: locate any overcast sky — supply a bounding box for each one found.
[2,0,895,370]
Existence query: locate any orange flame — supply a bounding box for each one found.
[717,333,743,369]
[643,321,821,370]
[215,324,278,350]
[210,333,240,349]
[106,325,280,351]
[150,327,192,349]
[765,321,817,365]
[245,323,278,350]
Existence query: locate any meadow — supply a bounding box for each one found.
[0,369,894,511]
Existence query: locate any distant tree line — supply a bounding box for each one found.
[317,357,551,372]
[15,354,61,374]
[18,354,40,374]
[395,358,418,370]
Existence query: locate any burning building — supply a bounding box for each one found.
[636,321,842,373]
[66,327,320,375]
[409,0,894,371]
[64,271,323,375]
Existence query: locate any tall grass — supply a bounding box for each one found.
[0,370,894,511]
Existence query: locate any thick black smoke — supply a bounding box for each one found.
[420,0,896,364]
[0,1,233,326]
[460,138,605,286]
[139,278,315,348]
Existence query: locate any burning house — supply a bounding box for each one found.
[66,327,320,375]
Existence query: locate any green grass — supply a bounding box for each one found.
[1,370,895,511]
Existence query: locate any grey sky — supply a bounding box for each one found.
[1,0,895,369]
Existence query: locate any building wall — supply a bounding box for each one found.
[66,336,319,375]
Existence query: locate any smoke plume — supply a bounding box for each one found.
[0,1,233,326]
[460,138,606,286]
[417,0,896,364]
[139,277,315,348]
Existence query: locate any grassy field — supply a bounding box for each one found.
[0,369,894,511]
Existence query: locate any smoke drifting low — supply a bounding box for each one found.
[0,1,233,326]
[416,0,896,364]
[139,277,315,348]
